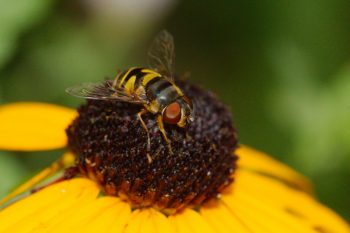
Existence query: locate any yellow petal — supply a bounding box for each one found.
[200,201,253,233]
[0,178,100,233]
[124,209,175,233]
[237,145,312,192]
[223,194,315,233]
[142,209,175,233]
[223,170,350,233]
[169,209,215,233]
[48,197,128,233]
[123,209,145,233]
[0,102,76,151]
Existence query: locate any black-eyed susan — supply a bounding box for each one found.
[0,81,349,233]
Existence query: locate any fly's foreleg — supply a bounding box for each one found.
[137,108,152,163]
[157,115,173,154]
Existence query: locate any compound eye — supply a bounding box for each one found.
[163,102,181,124]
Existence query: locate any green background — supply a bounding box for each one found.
[0,0,349,221]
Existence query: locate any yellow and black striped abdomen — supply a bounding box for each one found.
[113,67,142,94]
[113,67,159,95]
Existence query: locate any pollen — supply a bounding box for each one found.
[66,81,238,214]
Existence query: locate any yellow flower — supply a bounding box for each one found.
[0,102,349,233]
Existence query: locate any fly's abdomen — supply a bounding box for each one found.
[113,67,160,96]
[113,67,142,94]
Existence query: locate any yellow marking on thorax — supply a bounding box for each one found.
[118,68,136,88]
[146,99,160,114]
[173,84,184,96]
[124,75,137,95]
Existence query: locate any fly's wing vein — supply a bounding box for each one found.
[66,81,145,104]
[147,30,175,81]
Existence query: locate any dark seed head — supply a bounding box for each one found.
[66,81,238,214]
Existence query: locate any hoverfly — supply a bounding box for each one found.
[66,30,193,162]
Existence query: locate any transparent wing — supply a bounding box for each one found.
[66,81,145,104]
[147,30,175,80]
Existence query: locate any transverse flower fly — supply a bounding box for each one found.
[66,31,193,162]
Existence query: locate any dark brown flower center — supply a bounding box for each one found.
[66,81,238,214]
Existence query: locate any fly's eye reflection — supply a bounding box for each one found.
[66,30,194,162]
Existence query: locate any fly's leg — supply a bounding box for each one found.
[157,115,173,154]
[137,108,152,163]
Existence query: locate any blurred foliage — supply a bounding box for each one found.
[0,151,26,198]
[0,0,349,221]
[0,0,54,69]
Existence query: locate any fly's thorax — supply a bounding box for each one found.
[145,99,160,114]
[145,78,183,111]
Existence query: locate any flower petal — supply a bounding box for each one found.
[168,209,215,233]
[123,209,175,233]
[200,201,253,233]
[98,199,131,233]
[237,145,312,192]
[0,102,76,151]
[0,178,100,233]
[221,170,350,233]
[48,197,130,233]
